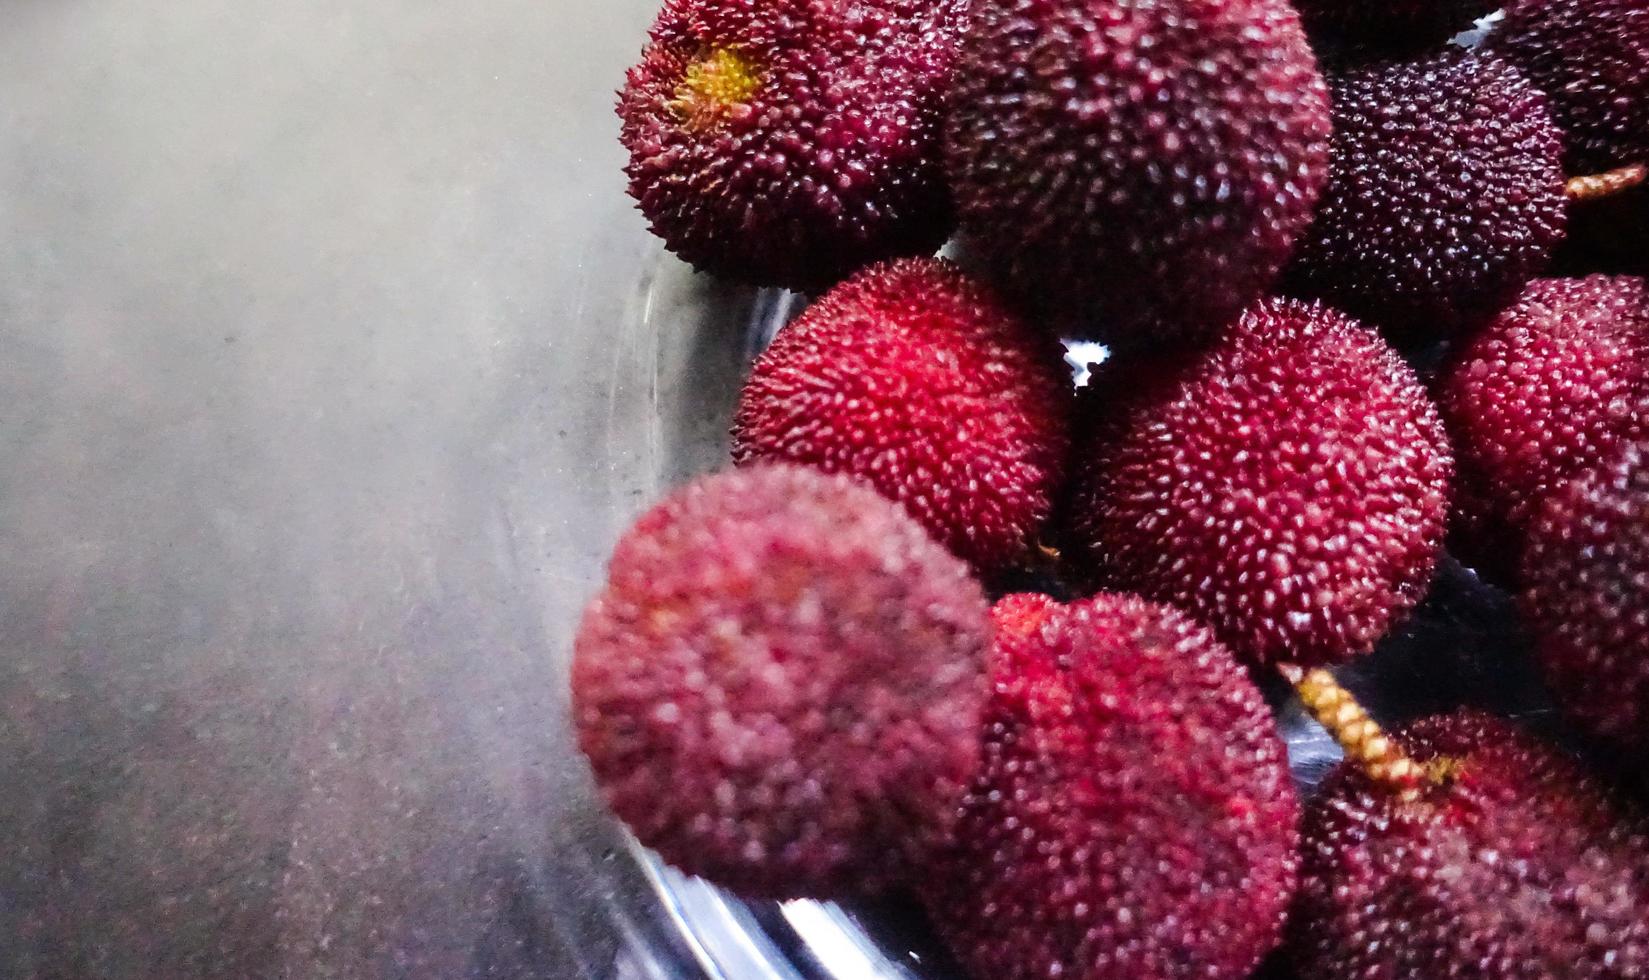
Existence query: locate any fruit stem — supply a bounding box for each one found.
[1278,664,1423,802]
[1565,163,1647,202]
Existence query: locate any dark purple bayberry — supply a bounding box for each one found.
[1286,53,1567,337]
[1522,438,1649,755]
[1293,712,1649,979]
[1488,0,1649,171]
[944,0,1330,346]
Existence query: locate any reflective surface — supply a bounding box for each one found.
[0,2,709,975]
[0,3,1571,978]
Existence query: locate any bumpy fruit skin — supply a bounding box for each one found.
[1291,0,1494,56]
[1293,712,1649,979]
[732,258,1073,574]
[1438,276,1649,577]
[1286,53,1567,337]
[1070,298,1453,667]
[1522,440,1649,753]
[924,593,1300,980]
[617,0,964,292]
[943,0,1330,346]
[1488,0,1649,171]
[571,464,989,899]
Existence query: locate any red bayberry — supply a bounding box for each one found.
[1070,298,1453,667]
[1285,52,1567,337]
[1293,712,1649,979]
[1522,439,1649,754]
[925,593,1300,980]
[572,464,989,898]
[1488,0,1649,171]
[732,258,1073,575]
[943,0,1330,346]
[1438,276,1649,578]
[617,0,964,291]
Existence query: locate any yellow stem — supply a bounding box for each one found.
[1279,664,1423,802]
[1565,163,1647,202]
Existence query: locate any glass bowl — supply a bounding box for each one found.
[579,254,1567,980]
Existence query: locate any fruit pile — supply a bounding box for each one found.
[581,0,1649,976]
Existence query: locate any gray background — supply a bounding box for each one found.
[0,1,741,975]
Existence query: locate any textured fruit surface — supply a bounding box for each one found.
[924,593,1299,980]
[1071,298,1452,667]
[1292,0,1494,56]
[572,464,989,898]
[618,0,963,291]
[1523,439,1649,752]
[1286,53,1567,336]
[943,0,1330,345]
[732,258,1072,574]
[1488,0,1649,170]
[1439,276,1649,576]
[1293,712,1649,979]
